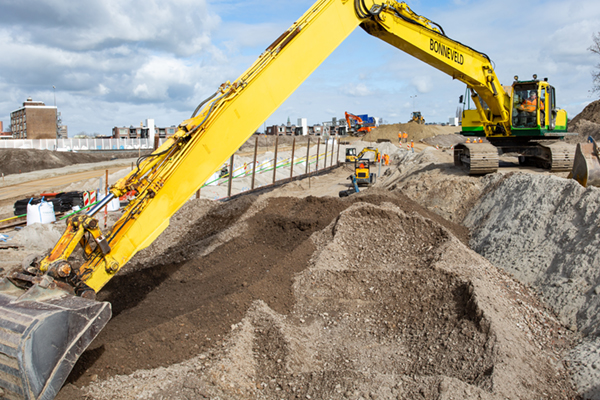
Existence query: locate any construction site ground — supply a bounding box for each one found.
[1,119,600,399]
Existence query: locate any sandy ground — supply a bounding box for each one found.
[1,124,598,399]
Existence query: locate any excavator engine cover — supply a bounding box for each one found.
[571,137,600,187]
[0,279,111,400]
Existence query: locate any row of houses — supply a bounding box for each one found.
[265,117,350,136]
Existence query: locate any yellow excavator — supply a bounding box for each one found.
[0,0,577,398]
[345,146,380,163]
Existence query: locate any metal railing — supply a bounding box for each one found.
[0,138,168,151]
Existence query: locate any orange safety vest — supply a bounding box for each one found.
[410,141,414,148]
[403,133,408,139]
[522,98,537,113]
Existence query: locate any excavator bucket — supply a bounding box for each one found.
[0,278,111,400]
[571,136,600,187]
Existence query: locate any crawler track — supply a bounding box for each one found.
[453,143,499,175]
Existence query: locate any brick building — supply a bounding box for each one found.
[10,98,58,139]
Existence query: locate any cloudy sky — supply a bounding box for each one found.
[0,0,599,136]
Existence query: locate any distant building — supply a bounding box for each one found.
[10,98,58,139]
[112,123,176,139]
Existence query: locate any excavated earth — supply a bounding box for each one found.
[57,192,576,400]
[3,118,599,399]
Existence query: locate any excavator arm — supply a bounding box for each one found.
[0,1,513,398]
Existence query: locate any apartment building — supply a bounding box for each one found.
[10,98,58,139]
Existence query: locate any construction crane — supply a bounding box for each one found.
[0,0,577,398]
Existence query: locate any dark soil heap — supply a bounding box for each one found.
[0,149,148,176]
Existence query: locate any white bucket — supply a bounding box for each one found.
[27,200,56,225]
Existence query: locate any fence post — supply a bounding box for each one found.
[315,138,320,173]
[227,154,234,198]
[272,134,279,185]
[324,138,328,169]
[251,136,258,190]
[290,137,296,180]
[305,137,311,175]
[331,138,335,166]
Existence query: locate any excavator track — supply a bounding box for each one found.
[539,142,575,172]
[453,143,499,175]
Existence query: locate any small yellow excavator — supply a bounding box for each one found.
[571,136,600,187]
[345,146,380,163]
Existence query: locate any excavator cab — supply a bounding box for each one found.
[510,79,567,134]
[345,148,357,163]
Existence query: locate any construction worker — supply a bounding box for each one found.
[384,154,390,166]
[466,138,471,143]
[398,132,402,143]
[517,90,543,127]
[410,140,414,153]
[403,132,408,143]
[377,153,381,163]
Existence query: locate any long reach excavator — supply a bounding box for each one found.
[0,0,575,398]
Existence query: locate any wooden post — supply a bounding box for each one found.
[315,138,321,172]
[331,138,335,166]
[323,138,328,169]
[305,137,311,175]
[251,135,258,190]
[227,154,234,198]
[272,134,279,184]
[290,137,296,180]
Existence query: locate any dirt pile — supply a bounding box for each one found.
[463,172,600,398]
[0,149,149,176]
[570,99,600,126]
[568,99,600,142]
[364,122,460,143]
[81,201,575,400]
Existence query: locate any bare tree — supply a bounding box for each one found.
[590,32,600,95]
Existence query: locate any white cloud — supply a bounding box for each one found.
[411,76,433,94]
[339,83,374,97]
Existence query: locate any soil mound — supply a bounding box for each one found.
[463,172,600,397]
[0,149,148,176]
[363,122,460,143]
[570,99,600,126]
[81,202,575,400]
[568,99,600,142]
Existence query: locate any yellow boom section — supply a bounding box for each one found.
[361,1,510,135]
[78,0,364,292]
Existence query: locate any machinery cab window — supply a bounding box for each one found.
[513,83,542,128]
